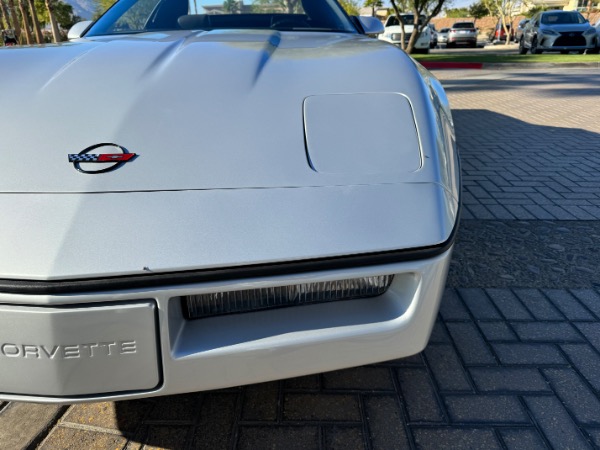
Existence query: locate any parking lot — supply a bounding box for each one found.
[1,67,599,449]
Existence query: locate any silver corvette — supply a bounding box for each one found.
[0,0,460,403]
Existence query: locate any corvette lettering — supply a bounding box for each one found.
[0,341,137,359]
[68,143,138,174]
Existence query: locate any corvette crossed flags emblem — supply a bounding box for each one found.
[68,143,138,174]
[68,153,136,162]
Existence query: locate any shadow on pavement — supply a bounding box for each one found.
[449,109,600,288]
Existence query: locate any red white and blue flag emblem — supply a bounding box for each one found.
[68,143,138,174]
[68,153,136,163]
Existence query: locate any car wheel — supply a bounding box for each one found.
[578,49,585,54]
[518,38,528,54]
[531,37,542,54]
[588,46,600,54]
[560,50,569,54]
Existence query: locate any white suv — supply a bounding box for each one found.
[379,14,432,53]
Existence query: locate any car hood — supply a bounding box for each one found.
[541,23,591,32]
[0,30,423,193]
[384,24,416,33]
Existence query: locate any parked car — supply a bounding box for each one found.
[514,19,529,43]
[519,10,596,54]
[437,27,450,44]
[379,14,433,53]
[430,26,438,48]
[428,23,438,48]
[588,19,600,53]
[490,22,512,42]
[0,0,460,402]
[447,21,477,48]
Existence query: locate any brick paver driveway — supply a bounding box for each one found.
[2,68,600,450]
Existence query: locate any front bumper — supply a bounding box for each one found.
[448,36,477,44]
[379,35,429,49]
[537,32,595,50]
[539,45,594,51]
[0,248,453,403]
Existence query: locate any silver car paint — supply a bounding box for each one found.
[0,32,458,281]
[437,28,449,44]
[447,22,477,46]
[2,32,437,193]
[304,93,422,173]
[0,183,456,280]
[0,30,459,401]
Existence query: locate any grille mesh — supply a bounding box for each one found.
[554,33,585,47]
[391,33,411,41]
[183,275,394,319]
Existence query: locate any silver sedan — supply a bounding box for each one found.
[519,10,596,54]
[437,27,450,44]
[588,19,600,53]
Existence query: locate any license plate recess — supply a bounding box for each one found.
[0,301,159,397]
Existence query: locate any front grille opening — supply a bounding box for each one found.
[392,33,411,41]
[553,33,585,47]
[182,275,394,319]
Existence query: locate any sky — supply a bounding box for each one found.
[449,0,475,8]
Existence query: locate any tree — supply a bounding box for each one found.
[524,5,549,17]
[94,0,115,19]
[389,0,449,54]
[6,0,22,43]
[36,0,79,30]
[482,0,528,45]
[0,1,7,28]
[18,0,33,44]
[444,7,469,17]
[55,2,78,28]
[252,0,301,14]
[339,0,360,15]
[44,0,61,42]
[223,0,240,13]
[28,0,43,43]
[468,0,489,24]
[364,0,382,16]
[388,0,410,53]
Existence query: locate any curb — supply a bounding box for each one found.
[420,61,600,70]
[483,61,600,70]
[421,61,484,69]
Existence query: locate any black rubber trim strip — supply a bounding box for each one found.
[0,218,459,296]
